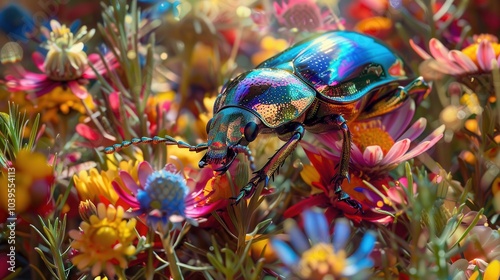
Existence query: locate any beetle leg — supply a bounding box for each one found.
[358,77,430,120]
[233,123,305,204]
[314,115,362,212]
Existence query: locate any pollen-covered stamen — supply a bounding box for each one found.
[41,19,95,81]
[298,243,347,279]
[351,120,395,155]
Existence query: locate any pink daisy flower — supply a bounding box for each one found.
[410,34,500,76]
[273,0,343,32]
[112,161,224,229]
[308,99,445,179]
[5,20,116,99]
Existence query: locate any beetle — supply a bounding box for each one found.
[104,30,430,210]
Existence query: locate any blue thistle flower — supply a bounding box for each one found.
[137,169,190,228]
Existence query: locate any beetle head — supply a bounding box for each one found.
[199,107,261,173]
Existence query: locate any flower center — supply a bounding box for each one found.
[42,20,95,81]
[140,170,189,216]
[298,243,347,279]
[461,41,500,67]
[351,120,395,155]
[92,225,119,249]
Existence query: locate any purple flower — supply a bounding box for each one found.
[113,161,223,229]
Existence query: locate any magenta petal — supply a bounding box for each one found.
[138,161,154,188]
[381,99,415,139]
[120,170,141,193]
[316,132,340,149]
[398,141,431,162]
[396,128,445,162]
[397,118,427,142]
[409,39,432,60]
[350,144,364,164]
[88,53,100,62]
[33,82,58,97]
[449,50,479,73]
[428,39,462,74]
[386,187,406,204]
[68,81,88,99]
[75,124,100,141]
[32,52,46,72]
[301,140,321,155]
[112,181,140,207]
[380,139,411,165]
[283,194,330,218]
[398,130,443,162]
[363,146,384,166]
[420,125,445,143]
[477,41,496,71]
[109,91,120,111]
[23,72,48,80]
[185,200,225,217]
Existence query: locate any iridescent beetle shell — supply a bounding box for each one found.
[214,68,317,128]
[214,31,412,128]
[104,30,430,208]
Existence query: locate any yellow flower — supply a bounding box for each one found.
[492,177,500,213]
[0,150,54,213]
[470,260,500,280]
[74,168,119,204]
[197,95,217,139]
[73,158,139,204]
[300,164,327,195]
[246,234,277,263]
[299,243,347,279]
[36,86,94,124]
[69,204,137,278]
[251,36,288,66]
[461,35,500,67]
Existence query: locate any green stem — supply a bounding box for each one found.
[491,61,500,125]
[177,42,195,122]
[116,267,127,280]
[145,229,155,280]
[161,227,184,280]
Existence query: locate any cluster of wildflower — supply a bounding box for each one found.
[0,0,499,279]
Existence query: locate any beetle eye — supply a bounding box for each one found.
[244,122,259,142]
[206,119,213,133]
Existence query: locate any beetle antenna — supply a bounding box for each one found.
[104,136,208,154]
[231,144,256,171]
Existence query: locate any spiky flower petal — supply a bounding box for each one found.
[69,204,137,278]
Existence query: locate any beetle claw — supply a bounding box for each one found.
[230,183,255,205]
[335,190,364,214]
